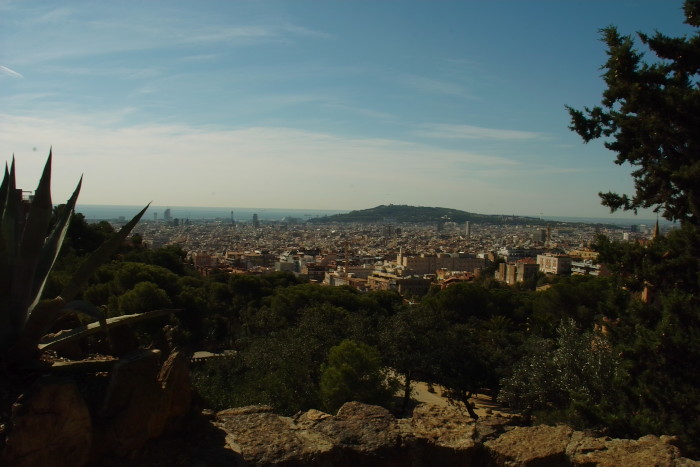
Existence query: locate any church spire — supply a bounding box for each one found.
[653,216,660,240]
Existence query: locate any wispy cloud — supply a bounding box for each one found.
[0,113,522,209]
[6,4,327,67]
[416,123,545,141]
[0,66,23,79]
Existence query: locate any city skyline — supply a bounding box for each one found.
[0,1,692,220]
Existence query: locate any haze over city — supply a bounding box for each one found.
[0,1,691,219]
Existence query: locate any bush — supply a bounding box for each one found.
[320,339,397,414]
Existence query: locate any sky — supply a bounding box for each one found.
[0,0,693,219]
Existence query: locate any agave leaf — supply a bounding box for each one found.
[0,163,11,311]
[13,153,54,314]
[61,300,112,352]
[0,162,9,218]
[0,162,18,349]
[7,297,65,360]
[1,160,20,322]
[39,308,179,352]
[1,159,18,265]
[60,203,150,303]
[27,176,82,317]
[62,300,106,323]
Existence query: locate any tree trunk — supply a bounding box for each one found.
[462,391,479,420]
[401,370,412,414]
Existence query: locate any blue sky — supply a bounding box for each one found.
[0,0,692,219]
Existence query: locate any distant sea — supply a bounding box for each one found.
[539,215,675,228]
[75,204,674,228]
[75,205,346,222]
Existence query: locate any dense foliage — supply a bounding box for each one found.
[308,204,543,225]
[567,0,700,224]
[52,210,700,457]
[561,1,700,456]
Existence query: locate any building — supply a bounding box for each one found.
[366,271,431,297]
[495,259,538,285]
[497,247,543,262]
[571,259,606,276]
[537,253,572,275]
[400,253,486,275]
[568,248,598,261]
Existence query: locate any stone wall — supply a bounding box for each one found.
[213,402,699,467]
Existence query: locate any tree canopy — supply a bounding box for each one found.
[567,0,700,225]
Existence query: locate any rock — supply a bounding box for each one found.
[216,405,337,466]
[313,402,404,466]
[474,414,522,443]
[1,377,92,467]
[399,404,482,466]
[154,401,700,466]
[293,409,333,429]
[568,432,700,467]
[485,424,573,466]
[90,349,162,459]
[148,349,192,437]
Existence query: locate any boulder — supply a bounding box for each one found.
[313,402,404,466]
[216,405,337,466]
[568,432,700,467]
[398,404,482,466]
[90,349,162,459]
[148,349,192,437]
[484,424,574,466]
[1,377,92,467]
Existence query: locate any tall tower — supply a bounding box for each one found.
[252,213,260,229]
[465,221,471,238]
[653,217,660,239]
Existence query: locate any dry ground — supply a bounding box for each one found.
[409,380,512,417]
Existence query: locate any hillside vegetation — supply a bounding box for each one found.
[308,204,543,225]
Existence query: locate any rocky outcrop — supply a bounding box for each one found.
[0,348,192,467]
[1,377,92,467]
[214,402,700,467]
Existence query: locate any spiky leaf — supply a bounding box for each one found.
[60,203,150,302]
[13,153,54,315]
[29,176,82,314]
[0,160,20,332]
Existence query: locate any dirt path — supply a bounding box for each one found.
[410,380,512,417]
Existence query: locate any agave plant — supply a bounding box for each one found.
[0,151,148,366]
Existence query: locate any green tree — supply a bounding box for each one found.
[117,281,173,314]
[499,319,626,428]
[379,306,434,414]
[320,339,396,414]
[567,1,700,224]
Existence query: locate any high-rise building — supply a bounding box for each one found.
[164,208,172,221]
[465,221,471,238]
[252,213,260,229]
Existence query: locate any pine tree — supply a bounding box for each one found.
[567,0,700,225]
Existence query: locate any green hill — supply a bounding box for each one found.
[308,204,542,225]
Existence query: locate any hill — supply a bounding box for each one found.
[307,204,542,225]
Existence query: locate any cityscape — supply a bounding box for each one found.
[2,1,698,464]
[112,205,665,297]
